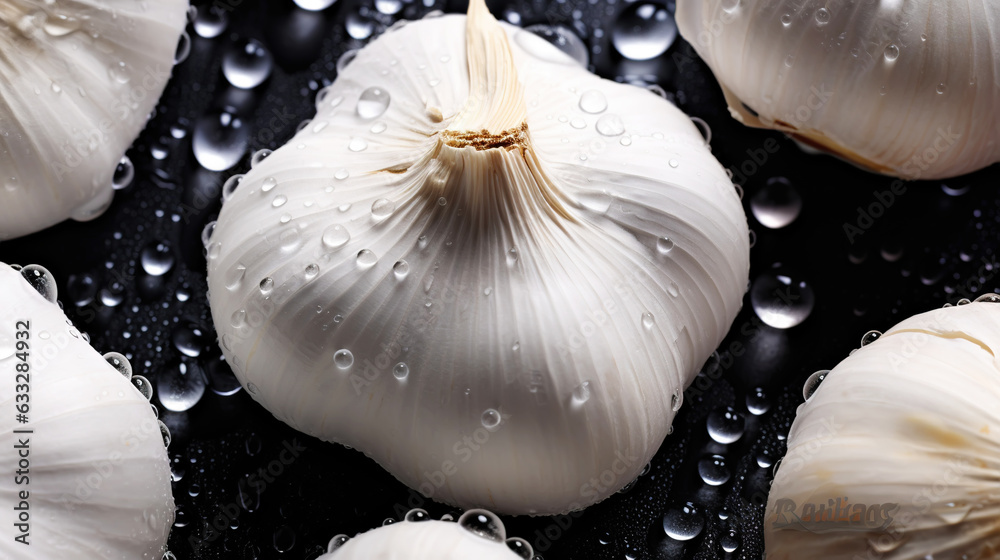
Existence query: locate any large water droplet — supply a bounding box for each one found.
[356,249,378,267]
[572,381,591,405]
[103,352,133,380]
[334,349,354,369]
[112,155,134,190]
[132,375,154,400]
[357,87,391,119]
[506,537,534,559]
[750,177,802,229]
[322,224,351,250]
[613,2,678,61]
[803,369,829,400]
[458,510,506,542]
[193,111,249,171]
[706,406,745,444]
[750,270,815,329]
[294,0,337,10]
[393,362,409,380]
[662,502,705,541]
[698,454,730,486]
[371,198,395,219]
[327,534,350,553]
[579,90,608,114]
[346,12,375,40]
[860,330,882,346]
[158,362,207,412]
[641,312,655,330]
[141,242,175,276]
[193,5,229,38]
[814,7,831,25]
[595,114,625,137]
[883,44,899,62]
[20,265,58,303]
[482,408,501,429]
[223,38,273,89]
[392,260,409,279]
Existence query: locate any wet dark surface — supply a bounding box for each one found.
[1,0,998,559]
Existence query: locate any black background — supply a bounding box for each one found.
[1,0,997,559]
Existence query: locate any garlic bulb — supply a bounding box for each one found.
[207,0,749,514]
[766,298,1000,559]
[0,0,190,240]
[319,509,527,559]
[0,263,174,559]
[676,1,1000,179]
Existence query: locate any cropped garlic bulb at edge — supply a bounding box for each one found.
[0,263,174,559]
[765,300,1000,559]
[0,0,190,240]
[676,1,1000,180]
[207,0,749,515]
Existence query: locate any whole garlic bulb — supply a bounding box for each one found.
[766,299,1000,559]
[319,509,527,559]
[0,0,190,240]
[0,263,174,559]
[676,1,1000,179]
[207,0,749,515]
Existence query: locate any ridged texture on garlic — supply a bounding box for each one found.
[0,0,189,240]
[318,519,520,560]
[766,302,1000,559]
[0,264,174,559]
[676,0,1000,179]
[207,0,749,515]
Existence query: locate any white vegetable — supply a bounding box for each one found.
[765,297,1000,559]
[207,0,749,515]
[0,263,174,559]
[676,1,1000,179]
[0,0,190,240]
[319,509,528,559]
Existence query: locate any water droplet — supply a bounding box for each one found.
[662,502,705,541]
[193,5,229,38]
[356,249,378,267]
[393,260,409,279]
[437,196,448,206]
[261,177,278,193]
[141,242,175,276]
[357,87,391,119]
[750,270,815,328]
[641,312,655,330]
[814,7,830,25]
[345,12,375,40]
[482,408,501,429]
[334,349,354,369]
[506,537,534,559]
[519,24,589,66]
[696,454,731,486]
[746,387,770,415]
[20,265,58,303]
[656,236,674,254]
[613,2,678,61]
[159,421,172,447]
[595,114,625,137]
[222,38,273,89]
[803,369,829,400]
[458,510,506,542]
[304,263,320,280]
[721,527,740,553]
[273,526,296,553]
[327,534,350,553]
[322,225,351,250]
[193,111,248,171]
[751,177,802,229]
[259,277,274,295]
[222,175,244,202]
[860,330,882,346]
[936,82,947,94]
[103,352,133,380]
[294,0,337,10]
[707,406,745,444]
[348,138,368,152]
[375,0,403,15]
[371,198,395,219]
[112,155,134,190]
[158,362,207,412]
[271,194,287,208]
[132,375,153,400]
[668,159,679,168]
[780,13,793,26]
[883,44,899,62]
[393,362,409,380]
[579,90,608,114]
[572,381,591,405]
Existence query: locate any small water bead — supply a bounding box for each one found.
[348,138,368,152]
[572,381,591,405]
[751,177,802,229]
[405,508,430,522]
[746,387,770,415]
[271,194,287,208]
[698,454,731,486]
[721,527,740,553]
[193,111,248,171]
[506,537,534,559]
[662,502,705,541]
[750,271,815,329]
[159,421,172,447]
[222,175,244,202]
[158,362,207,412]
[884,44,900,62]
[112,155,134,190]
[103,352,133,380]
[392,260,409,279]
[141,242,175,276]
[482,408,501,429]
[357,87,391,119]
[273,526,296,553]
[656,236,674,254]
[346,12,375,40]
[356,249,378,267]
[437,196,448,206]
[860,330,882,346]
[569,117,586,129]
[975,293,1000,303]
[780,12,793,26]
[393,362,409,380]
[371,198,395,219]
[612,2,678,61]
[20,265,58,303]
[579,90,608,114]
[520,24,589,66]
[132,375,153,400]
[261,177,278,193]
[595,114,625,137]
[259,277,274,295]
[707,406,746,444]
[327,534,350,552]
[193,5,229,38]
[641,312,655,330]
[322,224,351,250]
[668,159,679,168]
[222,38,273,89]
[814,7,831,25]
[803,369,830,400]
[304,263,320,280]
[458,509,506,542]
[334,349,354,369]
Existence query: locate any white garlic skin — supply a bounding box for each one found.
[766,301,1000,559]
[676,1,1000,179]
[318,518,520,559]
[0,0,190,240]
[0,264,174,559]
[207,7,749,515]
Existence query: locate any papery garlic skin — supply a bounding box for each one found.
[676,1,1000,180]
[765,301,1000,559]
[0,0,189,240]
[208,0,749,515]
[0,264,175,559]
